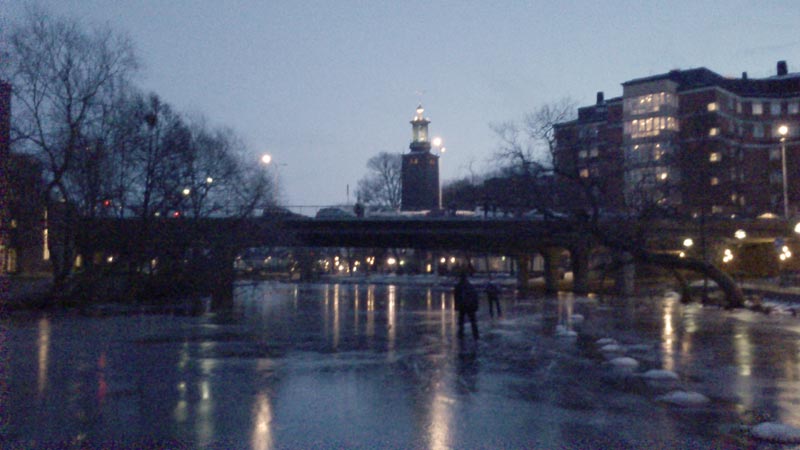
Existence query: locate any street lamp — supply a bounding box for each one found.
[432,137,446,209]
[779,124,789,218]
[260,153,273,165]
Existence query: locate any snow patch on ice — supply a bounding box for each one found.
[608,357,639,369]
[656,390,709,406]
[641,369,679,381]
[555,325,577,338]
[751,422,800,443]
[600,344,623,353]
[596,338,617,346]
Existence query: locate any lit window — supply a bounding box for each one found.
[790,103,800,114]
[731,193,738,202]
[590,148,599,157]
[579,169,589,178]
[770,148,782,160]
[709,127,720,136]
[578,150,587,159]
[712,205,723,213]
[709,152,721,162]
[752,102,763,115]
[707,102,718,112]
[771,102,782,115]
[753,124,764,138]
[736,102,742,113]
[710,177,719,186]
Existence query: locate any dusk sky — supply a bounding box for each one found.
[5,1,800,208]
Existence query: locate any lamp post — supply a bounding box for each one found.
[779,125,790,218]
[432,137,446,209]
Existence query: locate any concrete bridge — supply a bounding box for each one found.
[76,214,798,306]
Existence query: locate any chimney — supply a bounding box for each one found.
[742,72,748,80]
[596,91,604,105]
[777,60,788,76]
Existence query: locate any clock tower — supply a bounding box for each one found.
[401,105,440,211]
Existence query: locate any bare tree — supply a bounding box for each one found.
[491,98,577,175]
[3,8,138,281]
[356,152,402,209]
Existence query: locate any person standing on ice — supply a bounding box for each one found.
[454,271,479,340]
[485,275,501,318]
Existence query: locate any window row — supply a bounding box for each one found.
[624,92,678,115]
[728,99,800,116]
[624,116,679,138]
[625,142,670,163]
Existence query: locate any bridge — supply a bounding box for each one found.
[75,214,799,306]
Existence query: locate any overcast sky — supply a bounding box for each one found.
[4,1,800,208]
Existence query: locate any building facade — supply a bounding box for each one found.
[555,61,800,218]
[401,105,440,211]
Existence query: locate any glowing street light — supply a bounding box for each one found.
[734,229,747,240]
[683,238,694,248]
[779,124,790,218]
[182,187,191,196]
[261,153,273,165]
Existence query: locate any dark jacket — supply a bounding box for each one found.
[454,277,479,312]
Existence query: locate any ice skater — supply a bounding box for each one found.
[485,275,502,318]
[454,271,479,340]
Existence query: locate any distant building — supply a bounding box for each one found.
[401,105,440,211]
[555,60,800,218]
[0,80,9,159]
[0,80,48,274]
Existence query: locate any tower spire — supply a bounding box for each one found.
[410,104,431,152]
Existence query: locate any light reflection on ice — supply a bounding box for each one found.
[428,391,453,450]
[387,285,397,357]
[37,316,50,398]
[661,298,675,372]
[252,392,274,450]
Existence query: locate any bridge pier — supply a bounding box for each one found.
[614,250,636,296]
[542,247,562,295]
[571,241,590,296]
[209,245,237,310]
[516,254,530,293]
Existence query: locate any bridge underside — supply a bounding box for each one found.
[74,216,797,306]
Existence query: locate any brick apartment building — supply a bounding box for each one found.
[0,80,47,274]
[554,61,800,218]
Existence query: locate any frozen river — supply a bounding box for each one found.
[4,280,800,448]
